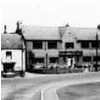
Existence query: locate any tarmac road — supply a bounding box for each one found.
[43,77,100,100]
[1,72,100,100]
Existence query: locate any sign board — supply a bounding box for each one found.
[59,51,83,57]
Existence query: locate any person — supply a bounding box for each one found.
[84,63,89,72]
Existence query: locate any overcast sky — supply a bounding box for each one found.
[0,0,100,32]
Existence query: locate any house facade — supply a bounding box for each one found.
[59,26,100,71]
[1,33,25,76]
[22,26,61,70]
[22,25,100,71]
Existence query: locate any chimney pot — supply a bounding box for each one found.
[16,21,22,34]
[4,25,7,34]
[97,24,100,30]
[65,23,70,27]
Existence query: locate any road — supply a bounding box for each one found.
[1,72,100,100]
[42,77,100,100]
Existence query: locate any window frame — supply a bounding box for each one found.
[48,40,57,49]
[65,42,74,49]
[91,41,100,48]
[81,41,90,49]
[93,56,100,61]
[83,56,91,62]
[33,57,44,64]
[6,51,12,59]
[33,40,43,49]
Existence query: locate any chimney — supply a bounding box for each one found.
[4,25,7,34]
[65,23,70,27]
[97,24,100,30]
[16,21,22,35]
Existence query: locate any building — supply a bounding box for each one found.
[22,25,60,70]
[1,33,25,76]
[59,26,100,71]
[22,25,100,71]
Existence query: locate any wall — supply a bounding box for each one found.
[1,49,25,71]
[26,40,60,68]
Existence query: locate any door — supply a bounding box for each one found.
[3,62,15,72]
[66,57,75,69]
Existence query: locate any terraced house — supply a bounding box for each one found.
[22,24,100,71]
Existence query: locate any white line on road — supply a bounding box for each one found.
[40,78,100,100]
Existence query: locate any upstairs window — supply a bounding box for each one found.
[91,41,100,48]
[48,41,57,49]
[65,42,74,49]
[6,51,12,59]
[83,56,91,62]
[93,56,100,61]
[34,58,44,63]
[33,41,42,49]
[81,41,90,49]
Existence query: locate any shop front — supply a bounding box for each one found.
[59,50,83,68]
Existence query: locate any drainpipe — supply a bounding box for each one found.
[44,41,48,70]
[95,33,98,71]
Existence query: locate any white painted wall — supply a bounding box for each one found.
[1,49,25,71]
[23,49,25,71]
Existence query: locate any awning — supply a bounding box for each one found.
[48,52,59,57]
[34,52,45,58]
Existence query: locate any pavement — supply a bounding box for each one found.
[1,72,100,100]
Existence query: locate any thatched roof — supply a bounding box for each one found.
[1,33,23,49]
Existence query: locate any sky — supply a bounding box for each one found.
[0,0,100,32]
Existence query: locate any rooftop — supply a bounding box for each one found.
[22,25,100,41]
[1,33,24,49]
[22,25,60,40]
[59,26,100,40]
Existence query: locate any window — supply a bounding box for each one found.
[34,58,44,63]
[91,41,100,48]
[81,41,89,49]
[83,56,91,62]
[33,41,42,49]
[65,42,74,49]
[93,56,100,61]
[6,51,12,59]
[48,41,57,49]
[49,57,58,63]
